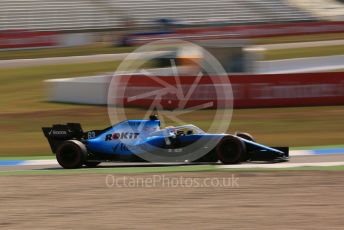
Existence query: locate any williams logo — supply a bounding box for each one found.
[49,130,67,136]
[105,132,140,141]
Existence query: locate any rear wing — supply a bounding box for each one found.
[42,123,84,153]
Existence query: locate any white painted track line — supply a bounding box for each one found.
[18,160,58,166]
[218,161,344,169]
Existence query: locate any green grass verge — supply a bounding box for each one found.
[254,33,344,45]
[222,166,344,171]
[331,68,344,72]
[0,165,343,176]
[291,145,344,150]
[0,44,136,60]
[0,61,122,113]
[263,45,344,60]
[0,61,120,156]
[0,156,54,160]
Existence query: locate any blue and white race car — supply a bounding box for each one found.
[42,114,289,169]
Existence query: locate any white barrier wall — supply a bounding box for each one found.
[255,55,344,74]
[45,75,112,104]
[57,33,95,47]
[46,71,344,108]
[45,55,344,105]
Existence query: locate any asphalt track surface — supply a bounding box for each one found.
[1,154,344,172]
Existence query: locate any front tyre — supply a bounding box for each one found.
[56,140,87,169]
[216,136,246,164]
[235,132,255,161]
[235,132,255,142]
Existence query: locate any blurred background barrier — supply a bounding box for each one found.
[0,30,60,49]
[0,0,317,31]
[130,21,344,46]
[0,31,95,50]
[3,21,343,49]
[113,72,344,108]
[46,72,344,109]
[1,1,343,48]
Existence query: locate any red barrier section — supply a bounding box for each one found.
[131,21,344,44]
[230,72,344,108]
[177,21,344,38]
[0,30,59,49]
[111,72,344,109]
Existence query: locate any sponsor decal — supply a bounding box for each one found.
[49,130,67,135]
[87,131,96,139]
[143,126,158,132]
[105,132,140,141]
[168,148,183,153]
[113,143,129,152]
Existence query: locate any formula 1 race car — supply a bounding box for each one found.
[42,114,289,169]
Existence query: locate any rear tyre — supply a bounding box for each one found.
[56,140,87,169]
[194,150,218,163]
[216,136,246,164]
[84,161,101,167]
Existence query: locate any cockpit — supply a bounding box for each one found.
[148,124,205,138]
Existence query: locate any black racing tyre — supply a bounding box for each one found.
[194,150,218,163]
[235,132,254,161]
[216,136,246,164]
[84,161,101,167]
[56,140,87,169]
[235,132,255,142]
